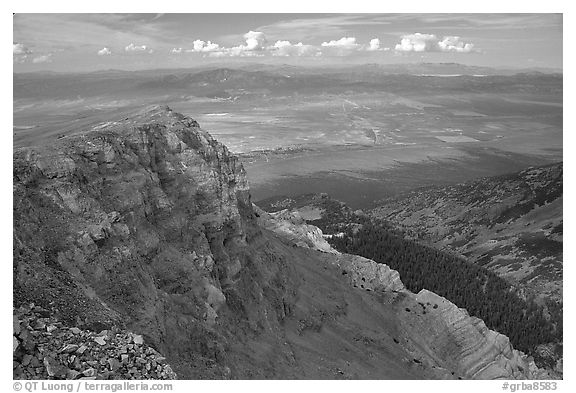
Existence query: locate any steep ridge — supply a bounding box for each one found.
[256,208,551,379]
[14,105,298,378]
[13,106,547,379]
[371,163,563,303]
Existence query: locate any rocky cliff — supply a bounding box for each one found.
[13,106,548,379]
[257,206,550,379]
[14,105,298,378]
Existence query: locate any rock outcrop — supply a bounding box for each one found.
[397,290,548,379]
[14,105,297,379]
[258,208,549,379]
[333,254,405,293]
[13,303,176,380]
[254,206,336,253]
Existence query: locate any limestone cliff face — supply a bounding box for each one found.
[259,211,548,379]
[254,206,336,253]
[398,290,548,379]
[13,106,297,378]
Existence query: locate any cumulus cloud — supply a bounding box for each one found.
[221,31,268,56]
[190,40,221,52]
[240,31,267,51]
[201,31,268,57]
[181,32,388,58]
[367,38,381,51]
[438,36,475,53]
[319,36,390,55]
[395,33,438,52]
[272,40,319,57]
[394,33,476,53]
[321,37,360,50]
[32,54,52,64]
[13,43,32,63]
[97,47,112,56]
[13,42,31,55]
[125,43,152,53]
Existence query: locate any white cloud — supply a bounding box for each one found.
[13,43,32,63]
[185,32,389,58]
[321,37,360,50]
[319,36,389,55]
[224,31,268,55]
[32,54,52,64]
[395,33,438,52]
[202,31,268,57]
[97,47,112,56]
[271,40,319,57]
[438,36,475,53]
[125,43,151,53]
[394,33,476,53]
[190,40,221,53]
[241,31,267,51]
[13,43,31,55]
[170,47,183,54]
[367,38,381,51]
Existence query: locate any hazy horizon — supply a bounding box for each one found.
[12,61,564,75]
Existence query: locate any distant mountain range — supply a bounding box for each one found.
[14,63,562,101]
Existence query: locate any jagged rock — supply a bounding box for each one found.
[60,344,78,353]
[14,319,21,335]
[44,356,67,378]
[21,355,32,366]
[108,358,120,371]
[333,254,405,292]
[132,335,143,345]
[398,289,544,379]
[256,206,337,254]
[13,305,177,380]
[14,106,254,379]
[33,320,46,330]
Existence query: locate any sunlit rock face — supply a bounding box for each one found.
[254,206,337,253]
[259,208,548,380]
[397,289,548,379]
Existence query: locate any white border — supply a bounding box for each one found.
[3,2,573,391]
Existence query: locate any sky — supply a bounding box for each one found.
[13,13,563,72]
